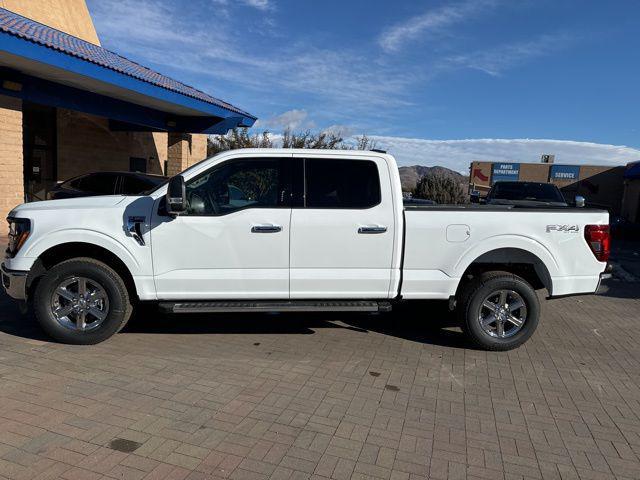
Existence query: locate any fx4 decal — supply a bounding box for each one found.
[546,224,580,233]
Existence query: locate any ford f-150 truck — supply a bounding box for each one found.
[2,149,611,350]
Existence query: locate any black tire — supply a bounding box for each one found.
[33,257,132,345]
[458,271,540,351]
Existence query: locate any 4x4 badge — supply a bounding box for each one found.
[546,224,579,233]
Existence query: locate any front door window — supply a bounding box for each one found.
[184,159,287,215]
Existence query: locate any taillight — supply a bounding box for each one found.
[584,224,610,262]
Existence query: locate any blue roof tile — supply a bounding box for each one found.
[0,7,255,119]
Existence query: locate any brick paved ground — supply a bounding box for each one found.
[0,279,639,480]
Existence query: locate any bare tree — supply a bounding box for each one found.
[414,172,467,204]
[208,127,379,156]
[354,134,378,151]
[281,129,346,149]
[207,128,273,156]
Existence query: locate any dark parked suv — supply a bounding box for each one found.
[483,181,571,207]
[47,171,168,200]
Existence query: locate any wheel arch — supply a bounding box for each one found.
[28,242,138,301]
[456,247,554,294]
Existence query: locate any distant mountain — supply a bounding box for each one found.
[398,165,469,192]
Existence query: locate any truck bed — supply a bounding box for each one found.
[400,206,609,299]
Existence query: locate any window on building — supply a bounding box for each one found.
[129,157,147,173]
[305,159,381,209]
[184,159,286,215]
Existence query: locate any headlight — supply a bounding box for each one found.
[6,217,30,258]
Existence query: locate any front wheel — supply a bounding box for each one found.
[33,258,132,344]
[459,271,540,351]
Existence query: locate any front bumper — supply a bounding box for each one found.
[1,263,28,300]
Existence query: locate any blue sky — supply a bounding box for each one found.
[87,0,640,170]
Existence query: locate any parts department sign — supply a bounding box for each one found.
[550,165,580,182]
[491,163,520,184]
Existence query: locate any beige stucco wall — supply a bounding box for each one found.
[0,95,23,232]
[56,109,166,179]
[56,110,207,180]
[0,0,100,44]
[519,163,550,183]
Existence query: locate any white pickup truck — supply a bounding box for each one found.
[2,149,611,350]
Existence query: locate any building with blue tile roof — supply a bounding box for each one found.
[0,0,256,224]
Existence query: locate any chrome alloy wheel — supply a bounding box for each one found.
[478,289,527,338]
[50,277,109,331]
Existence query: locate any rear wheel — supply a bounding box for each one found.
[33,258,132,344]
[459,271,540,351]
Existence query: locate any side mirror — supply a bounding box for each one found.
[166,175,187,215]
[575,195,586,208]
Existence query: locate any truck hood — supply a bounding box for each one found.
[9,195,129,216]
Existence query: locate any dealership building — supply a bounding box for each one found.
[469,160,640,220]
[623,161,640,223]
[0,0,256,228]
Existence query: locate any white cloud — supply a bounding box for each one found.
[379,0,499,53]
[255,109,315,131]
[241,0,271,10]
[364,137,640,172]
[322,124,358,138]
[446,33,574,76]
[90,0,416,117]
[212,0,272,10]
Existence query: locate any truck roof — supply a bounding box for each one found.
[209,148,392,157]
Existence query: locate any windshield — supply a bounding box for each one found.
[489,182,565,203]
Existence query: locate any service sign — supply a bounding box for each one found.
[491,163,520,184]
[550,165,580,182]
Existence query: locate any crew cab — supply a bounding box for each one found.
[2,149,611,350]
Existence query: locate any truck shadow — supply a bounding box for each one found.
[122,300,470,349]
[0,293,469,349]
[593,279,640,300]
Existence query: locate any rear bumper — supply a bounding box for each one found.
[549,264,611,299]
[1,263,28,300]
[595,264,613,294]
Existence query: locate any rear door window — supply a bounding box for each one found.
[305,159,381,209]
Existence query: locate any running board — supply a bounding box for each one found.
[159,300,392,314]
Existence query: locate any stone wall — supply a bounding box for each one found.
[0,95,23,229]
[166,133,208,177]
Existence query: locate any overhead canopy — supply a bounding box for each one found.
[0,8,256,133]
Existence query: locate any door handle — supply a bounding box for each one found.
[358,225,387,234]
[251,224,282,233]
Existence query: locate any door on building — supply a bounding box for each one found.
[150,157,293,299]
[23,103,57,202]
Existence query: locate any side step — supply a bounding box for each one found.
[159,300,392,314]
